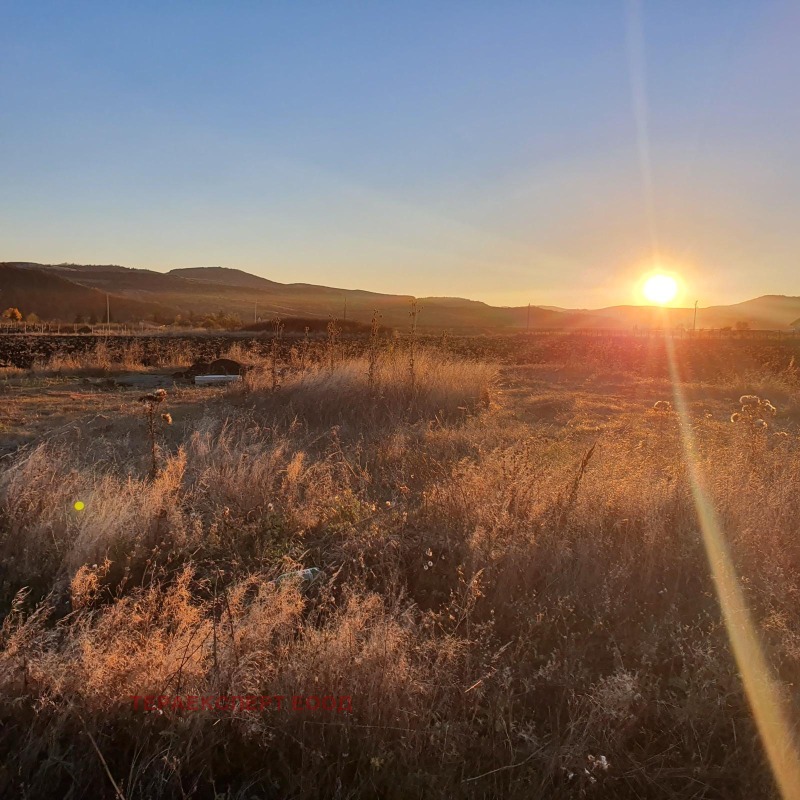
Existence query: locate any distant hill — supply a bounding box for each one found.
[582,296,800,331]
[702,295,800,330]
[2,261,798,332]
[5,262,543,330]
[169,266,284,292]
[0,263,179,322]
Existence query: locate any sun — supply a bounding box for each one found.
[641,273,679,305]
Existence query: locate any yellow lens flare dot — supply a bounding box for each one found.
[73,501,85,511]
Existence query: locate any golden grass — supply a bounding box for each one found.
[240,347,496,428]
[0,339,799,798]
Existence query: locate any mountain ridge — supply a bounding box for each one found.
[2,262,798,331]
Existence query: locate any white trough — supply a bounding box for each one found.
[194,374,242,385]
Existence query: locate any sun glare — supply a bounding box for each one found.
[642,273,679,305]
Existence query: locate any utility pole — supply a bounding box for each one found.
[106,294,110,332]
[692,300,698,333]
[343,296,347,322]
[254,301,258,324]
[526,302,531,332]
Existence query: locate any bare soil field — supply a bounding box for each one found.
[1,333,799,798]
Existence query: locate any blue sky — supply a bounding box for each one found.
[1,1,798,307]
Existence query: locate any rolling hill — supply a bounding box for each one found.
[2,261,798,331]
[2,262,559,330]
[0,263,179,323]
[580,296,800,331]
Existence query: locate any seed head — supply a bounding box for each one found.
[161,413,172,425]
[739,395,759,407]
[760,400,777,416]
[138,388,168,404]
[730,412,741,423]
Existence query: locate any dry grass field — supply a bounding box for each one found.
[1,332,800,798]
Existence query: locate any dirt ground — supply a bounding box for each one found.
[3,356,797,461]
[0,372,225,457]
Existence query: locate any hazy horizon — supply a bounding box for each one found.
[6,259,799,313]
[3,2,799,307]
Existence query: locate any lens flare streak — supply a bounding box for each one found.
[664,335,800,799]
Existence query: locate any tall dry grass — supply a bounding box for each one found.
[241,347,495,430]
[0,342,799,798]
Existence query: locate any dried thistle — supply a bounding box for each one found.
[139,389,170,478]
[368,309,381,392]
[138,388,167,404]
[300,325,310,373]
[760,399,777,416]
[271,317,284,391]
[326,317,341,371]
[408,298,421,398]
[732,394,777,428]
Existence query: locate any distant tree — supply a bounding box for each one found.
[2,307,22,322]
[26,312,40,324]
[74,313,84,324]
[88,312,98,325]
[735,320,750,331]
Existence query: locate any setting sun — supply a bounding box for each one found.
[642,273,679,305]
